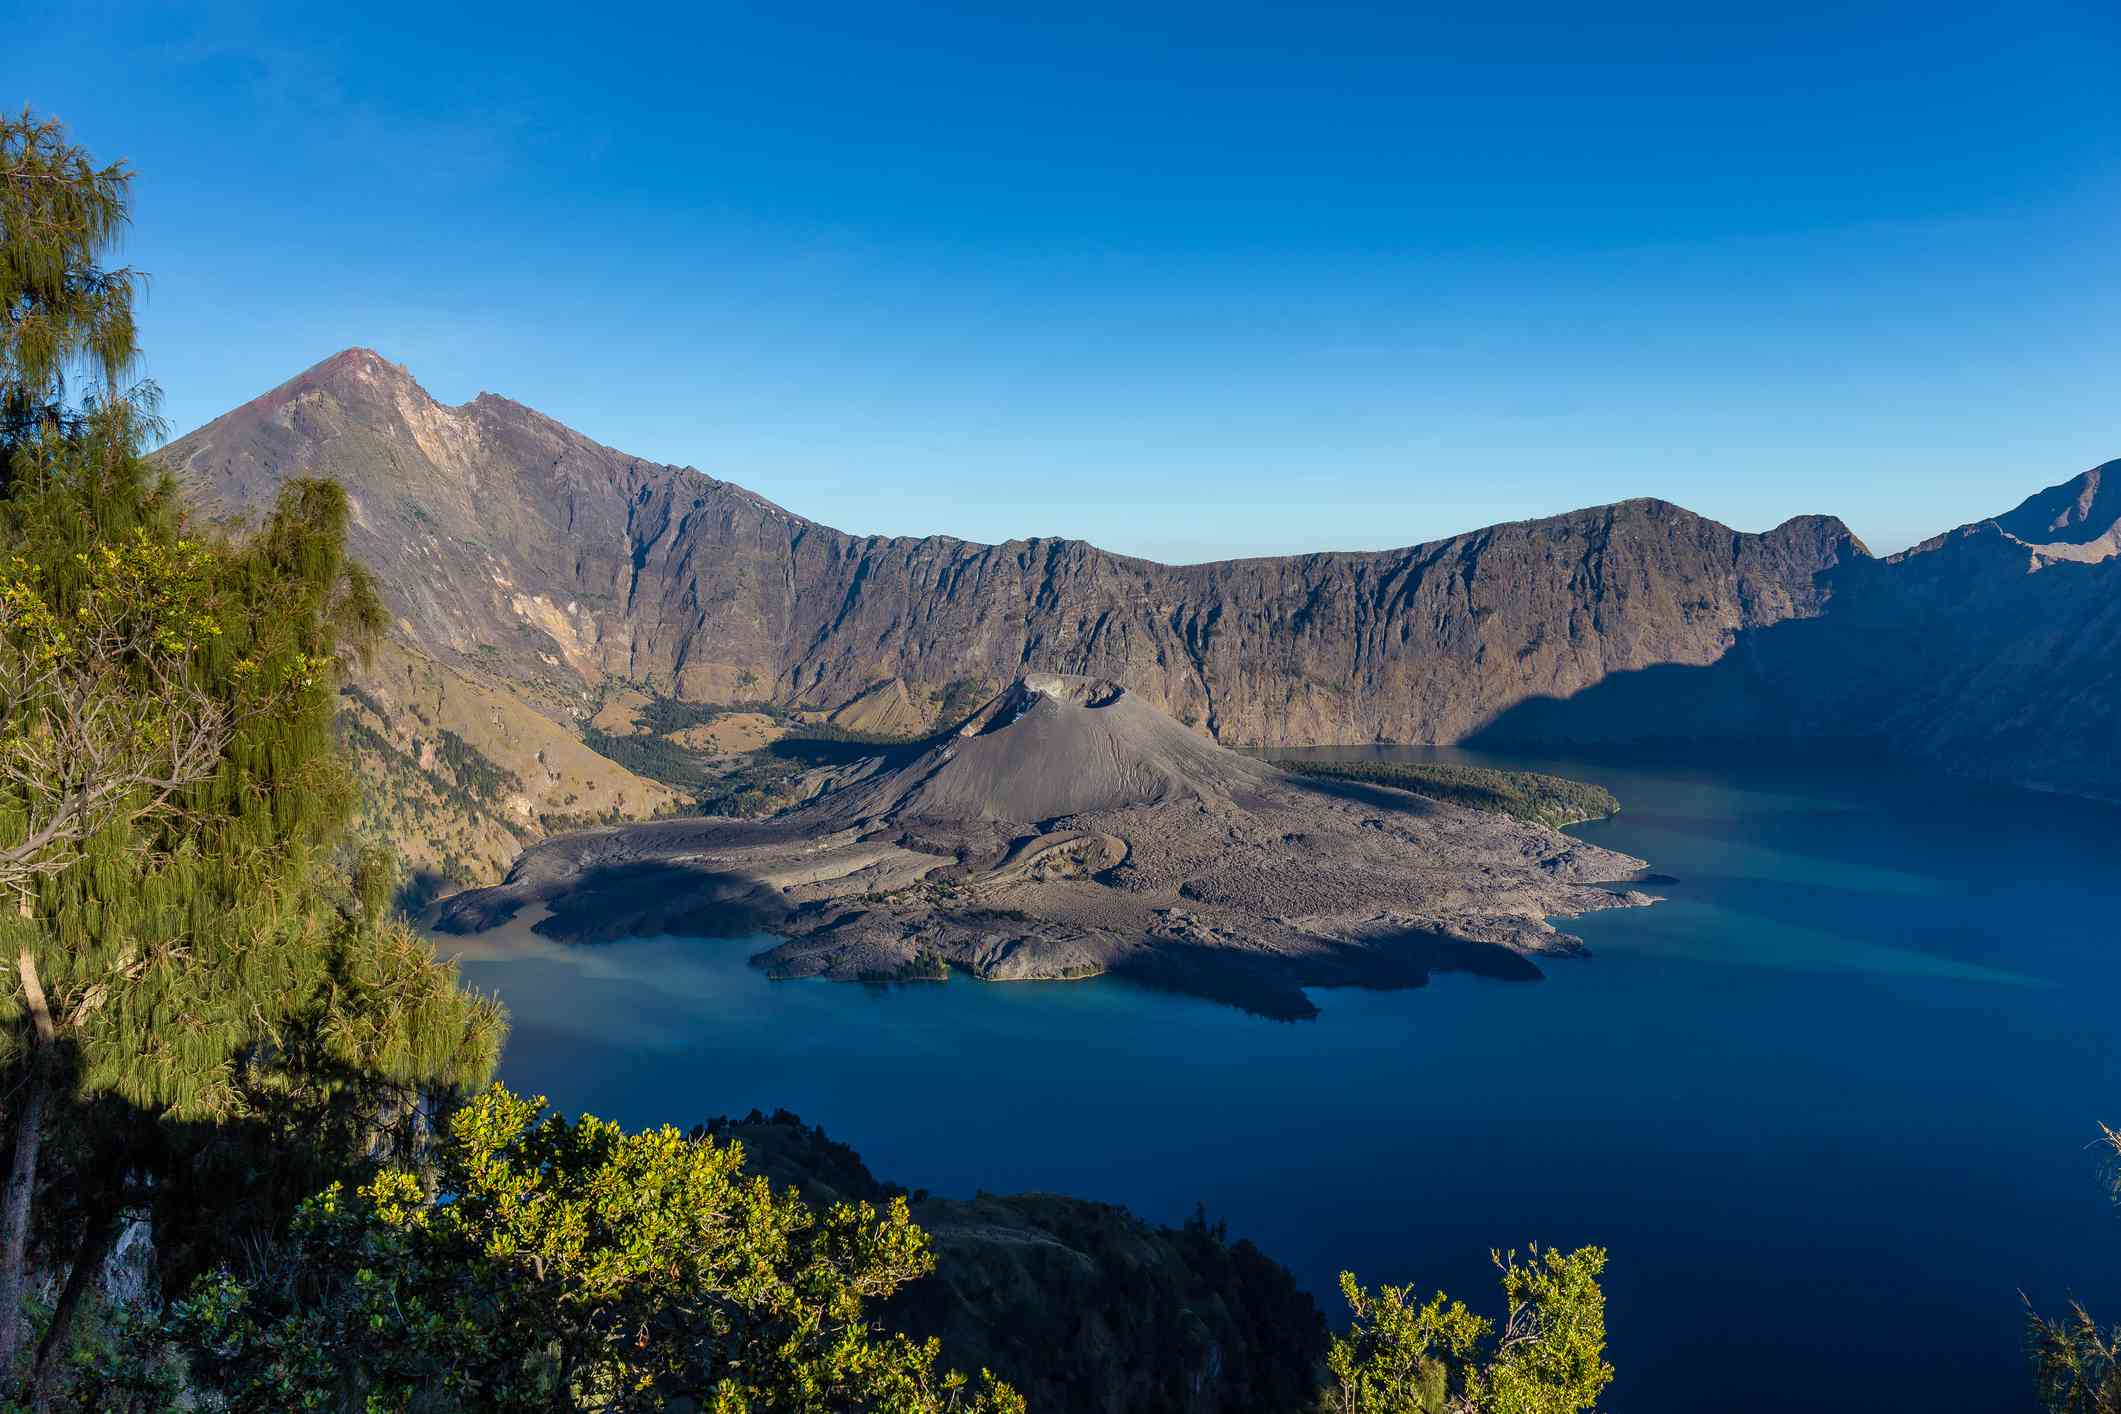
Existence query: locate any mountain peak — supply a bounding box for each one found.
[230,346,431,423]
[1991,459,2121,561]
[307,345,419,389]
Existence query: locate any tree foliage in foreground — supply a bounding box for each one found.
[1322,1246,1612,1414]
[160,1086,1022,1413]
[0,109,140,447]
[0,108,503,1407]
[0,430,507,1399]
[2030,1122,2121,1414]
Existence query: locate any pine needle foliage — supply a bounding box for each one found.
[0,110,141,448]
[2028,1122,2121,1413]
[0,439,486,1121]
[0,341,497,1408]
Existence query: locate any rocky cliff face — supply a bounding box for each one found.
[163,348,1863,749]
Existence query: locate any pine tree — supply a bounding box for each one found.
[0,109,140,450]
[0,111,505,1405]
[0,105,162,1385]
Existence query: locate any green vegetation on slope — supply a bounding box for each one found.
[149,1088,1026,1413]
[629,692,785,736]
[580,721,722,793]
[714,1110,1329,1414]
[587,690,933,815]
[1325,1249,1612,1414]
[1274,757,1619,828]
[70,1088,1622,1414]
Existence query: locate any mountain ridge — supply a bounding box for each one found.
[164,347,1865,748]
[159,348,2121,884]
[1989,460,2121,560]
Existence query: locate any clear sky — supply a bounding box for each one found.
[18,0,2120,560]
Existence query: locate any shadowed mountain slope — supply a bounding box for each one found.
[1775,461,2121,797]
[1472,459,2121,801]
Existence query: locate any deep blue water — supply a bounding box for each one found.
[450,747,2121,1413]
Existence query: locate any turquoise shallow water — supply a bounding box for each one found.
[452,746,2121,1413]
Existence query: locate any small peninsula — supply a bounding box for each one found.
[434,675,1656,1017]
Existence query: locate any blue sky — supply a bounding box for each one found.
[18,0,2120,559]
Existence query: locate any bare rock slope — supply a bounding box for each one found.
[435,674,1653,1018]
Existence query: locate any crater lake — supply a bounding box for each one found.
[448,745,2121,1413]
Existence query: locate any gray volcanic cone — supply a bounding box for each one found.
[437,675,1657,1018]
[818,673,1278,825]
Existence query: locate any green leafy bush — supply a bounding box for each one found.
[1325,1246,1612,1414]
[165,1087,1024,1413]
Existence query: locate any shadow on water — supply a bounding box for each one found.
[1108,931,1543,1022]
[431,860,782,944]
